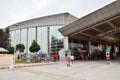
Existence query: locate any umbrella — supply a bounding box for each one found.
[0,47,9,52]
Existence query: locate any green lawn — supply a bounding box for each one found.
[15,60,26,64]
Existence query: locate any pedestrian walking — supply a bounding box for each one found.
[67,55,71,67]
[106,53,111,64]
[39,50,43,62]
[71,54,74,64]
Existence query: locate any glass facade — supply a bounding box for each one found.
[21,29,27,53]
[28,28,35,53]
[37,27,48,54]
[16,30,20,44]
[11,30,21,47]
[49,25,64,54]
[11,31,15,47]
[10,25,64,54]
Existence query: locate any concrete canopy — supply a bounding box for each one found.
[59,1,120,45]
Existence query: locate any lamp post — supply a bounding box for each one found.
[9,31,16,70]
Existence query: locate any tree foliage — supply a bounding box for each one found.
[29,40,40,53]
[7,46,14,54]
[0,29,4,47]
[0,28,10,48]
[16,44,25,52]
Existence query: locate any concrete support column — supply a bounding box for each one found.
[114,45,116,56]
[26,28,29,54]
[35,27,38,42]
[118,46,120,54]
[88,41,92,54]
[104,44,107,50]
[10,31,12,46]
[47,27,50,54]
[13,30,16,62]
[14,30,16,49]
[20,29,21,43]
[64,36,69,50]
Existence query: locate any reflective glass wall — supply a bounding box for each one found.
[37,27,48,54]
[10,25,64,54]
[28,28,35,53]
[49,25,64,54]
[11,31,15,47]
[21,29,27,53]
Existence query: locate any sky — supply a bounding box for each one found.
[0,0,116,28]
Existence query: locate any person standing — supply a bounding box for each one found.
[106,53,111,64]
[71,54,74,64]
[67,54,71,67]
[39,50,43,62]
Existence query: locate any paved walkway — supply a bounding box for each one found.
[0,54,58,69]
[0,55,12,69]
[0,60,120,80]
[0,62,58,69]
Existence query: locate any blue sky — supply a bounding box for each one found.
[0,0,115,28]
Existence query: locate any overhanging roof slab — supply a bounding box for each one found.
[59,1,120,36]
[59,1,120,45]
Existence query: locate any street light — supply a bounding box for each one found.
[9,31,16,70]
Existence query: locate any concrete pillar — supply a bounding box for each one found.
[118,46,120,54]
[35,27,38,42]
[114,45,116,56]
[26,28,29,54]
[14,30,16,50]
[88,41,92,54]
[64,36,69,50]
[104,44,107,50]
[20,29,21,43]
[13,30,16,65]
[47,27,50,54]
[10,31,12,46]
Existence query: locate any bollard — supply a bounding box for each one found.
[9,57,14,71]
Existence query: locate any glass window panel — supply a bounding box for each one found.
[49,25,64,54]
[21,29,27,53]
[11,31,15,47]
[37,27,48,53]
[16,30,20,44]
[28,28,35,53]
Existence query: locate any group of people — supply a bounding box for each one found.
[53,53,59,62]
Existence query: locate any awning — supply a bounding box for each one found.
[59,1,120,45]
[0,47,9,53]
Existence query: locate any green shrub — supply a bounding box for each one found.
[6,46,14,54]
[29,40,40,53]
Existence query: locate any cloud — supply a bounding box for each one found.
[0,0,116,28]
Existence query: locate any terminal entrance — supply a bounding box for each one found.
[69,38,120,60]
[59,1,120,60]
[67,13,120,60]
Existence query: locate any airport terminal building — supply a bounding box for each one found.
[8,13,78,54]
[8,0,120,59]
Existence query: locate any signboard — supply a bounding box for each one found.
[66,49,71,55]
[105,49,110,55]
[105,49,110,60]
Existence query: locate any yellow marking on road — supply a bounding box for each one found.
[18,68,81,80]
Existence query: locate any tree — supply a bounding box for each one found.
[4,28,10,48]
[29,40,40,53]
[0,29,4,47]
[7,46,14,54]
[16,44,25,52]
[0,28,10,48]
